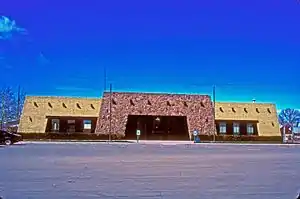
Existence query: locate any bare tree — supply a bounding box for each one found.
[0,86,25,129]
[278,108,300,128]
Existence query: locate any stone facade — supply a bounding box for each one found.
[95,92,215,138]
[18,94,281,138]
[18,96,101,133]
[215,102,280,136]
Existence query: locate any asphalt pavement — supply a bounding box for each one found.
[0,142,300,199]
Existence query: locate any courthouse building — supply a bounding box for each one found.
[18,91,281,140]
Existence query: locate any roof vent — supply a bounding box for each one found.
[200,101,205,107]
[130,99,135,106]
[91,104,95,109]
[33,102,38,108]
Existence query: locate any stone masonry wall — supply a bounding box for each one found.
[95,92,215,138]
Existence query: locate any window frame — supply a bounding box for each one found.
[219,122,227,134]
[51,119,60,131]
[83,120,92,130]
[247,123,254,135]
[233,122,240,135]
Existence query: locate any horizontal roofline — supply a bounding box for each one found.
[216,101,276,105]
[103,91,211,97]
[25,95,101,100]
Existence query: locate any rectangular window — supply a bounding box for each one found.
[83,120,92,130]
[247,123,254,135]
[68,120,75,124]
[233,122,240,135]
[51,119,60,131]
[67,120,76,133]
[219,122,226,134]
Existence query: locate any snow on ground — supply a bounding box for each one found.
[0,143,300,199]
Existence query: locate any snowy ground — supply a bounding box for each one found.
[1,142,300,199]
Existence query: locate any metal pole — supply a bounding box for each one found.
[283,126,286,143]
[109,83,112,142]
[0,91,4,130]
[17,85,20,120]
[104,66,107,92]
[291,125,294,144]
[213,85,216,142]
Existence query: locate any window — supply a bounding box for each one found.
[83,120,92,129]
[68,120,75,124]
[67,120,75,133]
[247,123,254,135]
[233,122,240,135]
[51,119,59,131]
[219,122,226,134]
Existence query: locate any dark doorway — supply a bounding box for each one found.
[125,115,189,140]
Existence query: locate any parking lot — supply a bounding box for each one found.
[1,142,300,199]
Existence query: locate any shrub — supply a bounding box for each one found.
[19,132,282,143]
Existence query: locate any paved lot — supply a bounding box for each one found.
[1,142,300,199]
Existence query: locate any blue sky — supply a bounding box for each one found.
[1,0,299,110]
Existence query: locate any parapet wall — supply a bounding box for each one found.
[18,96,101,133]
[215,102,280,136]
[95,92,215,138]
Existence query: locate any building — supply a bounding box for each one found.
[96,92,215,140]
[18,92,281,139]
[215,102,280,136]
[18,96,101,134]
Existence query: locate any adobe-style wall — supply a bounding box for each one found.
[95,92,215,138]
[215,102,280,136]
[18,96,101,133]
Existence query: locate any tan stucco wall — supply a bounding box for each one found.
[18,96,101,133]
[215,102,280,136]
[18,95,280,137]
